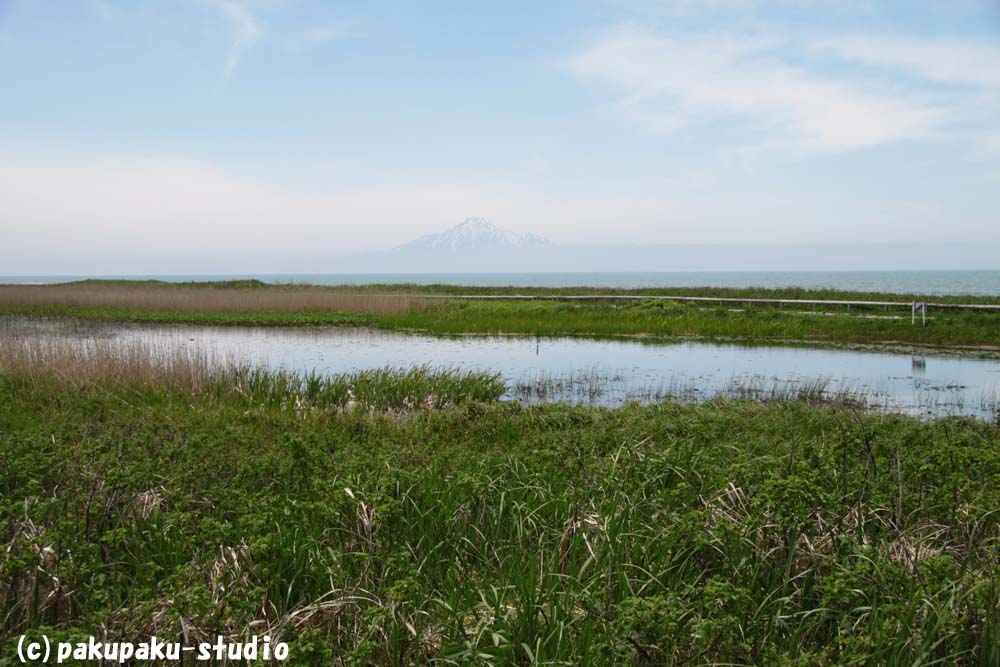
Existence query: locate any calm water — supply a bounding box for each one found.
[9,318,1000,420]
[3,270,1000,296]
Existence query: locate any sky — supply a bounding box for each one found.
[2,0,1000,274]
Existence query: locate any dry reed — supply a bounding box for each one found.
[0,334,507,408]
[0,284,424,315]
[0,335,230,390]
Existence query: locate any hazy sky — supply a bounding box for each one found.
[2,0,1000,273]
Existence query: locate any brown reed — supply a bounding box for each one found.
[0,284,424,315]
[0,335,233,390]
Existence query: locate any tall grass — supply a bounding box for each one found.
[3,382,999,664]
[0,336,225,390]
[0,284,424,315]
[0,336,504,410]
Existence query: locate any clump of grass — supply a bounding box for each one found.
[223,365,506,411]
[511,367,625,403]
[723,375,873,408]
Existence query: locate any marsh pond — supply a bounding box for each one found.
[5,316,1000,420]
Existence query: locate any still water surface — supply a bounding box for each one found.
[11,318,1000,420]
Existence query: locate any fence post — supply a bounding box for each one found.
[911,302,916,326]
[922,302,927,327]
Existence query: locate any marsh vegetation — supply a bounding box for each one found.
[2,372,1000,665]
[2,280,998,348]
[3,280,1000,664]
[0,282,424,316]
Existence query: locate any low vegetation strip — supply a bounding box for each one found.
[2,281,1000,347]
[2,376,999,664]
[377,299,1000,348]
[310,281,1000,306]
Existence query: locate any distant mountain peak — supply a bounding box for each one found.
[398,218,551,252]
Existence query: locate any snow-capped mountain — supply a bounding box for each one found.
[398,218,550,252]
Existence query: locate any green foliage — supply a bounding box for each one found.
[2,379,1000,664]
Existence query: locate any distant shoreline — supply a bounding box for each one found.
[2,269,1000,296]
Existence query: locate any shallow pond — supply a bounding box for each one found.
[5,317,1000,420]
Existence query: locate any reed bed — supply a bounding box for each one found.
[0,284,424,315]
[0,335,504,410]
[0,335,224,390]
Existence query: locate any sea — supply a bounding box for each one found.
[2,271,1000,296]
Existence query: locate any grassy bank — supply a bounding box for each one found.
[2,372,999,665]
[2,281,1000,348]
[377,299,1000,348]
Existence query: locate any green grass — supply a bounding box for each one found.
[380,298,1000,348]
[2,374,1000,665]
[212,365,508,411]
[5,297,1000,349]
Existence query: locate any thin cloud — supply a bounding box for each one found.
[812,33,1000,161]
[569,24,944,155]
[214,0,261,75]
[814,34,1000,89]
